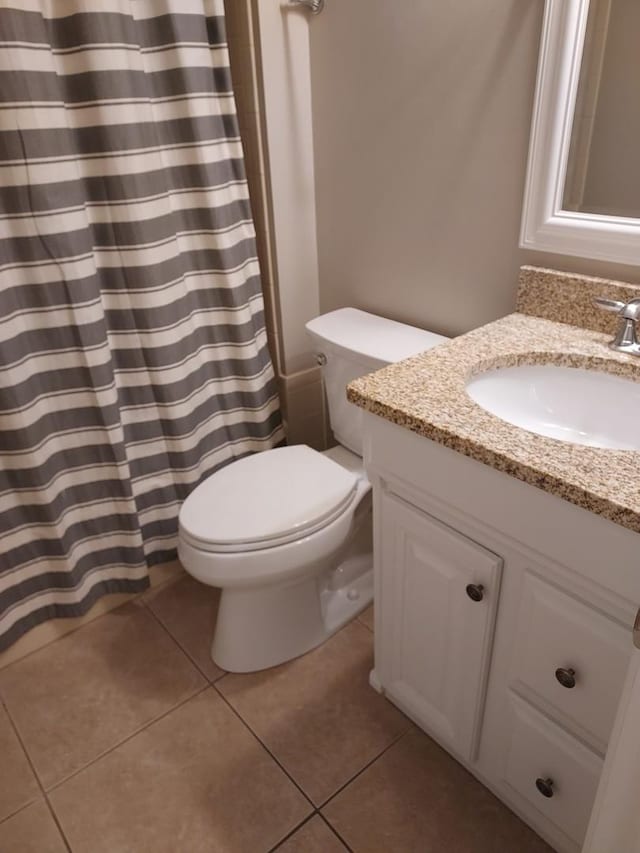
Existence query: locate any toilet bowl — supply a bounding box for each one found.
[179,444,372,672]
[178,308,449,672]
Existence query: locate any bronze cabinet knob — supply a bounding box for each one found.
[465,584,484,602]
[555,667,577,689]
[535,777,555,798]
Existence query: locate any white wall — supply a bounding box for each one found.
[308,1,640,337]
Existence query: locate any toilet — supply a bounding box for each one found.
[178,308,448,672]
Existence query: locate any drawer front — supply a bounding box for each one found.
[509,571,630,750]
[502,695,602,846]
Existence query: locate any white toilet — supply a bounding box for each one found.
[178,308,448,672]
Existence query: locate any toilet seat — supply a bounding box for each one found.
[179,445,360,554]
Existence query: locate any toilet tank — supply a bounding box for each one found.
[305,308,449,455]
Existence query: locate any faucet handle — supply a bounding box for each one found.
[594,297,625,313]
[620,298,640,321]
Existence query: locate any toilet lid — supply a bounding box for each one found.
[179,445,360,550]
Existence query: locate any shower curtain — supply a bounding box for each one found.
[0,0,284,650]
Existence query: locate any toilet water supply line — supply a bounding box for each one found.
[287,0,325,14]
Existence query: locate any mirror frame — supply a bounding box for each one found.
[520,0,640,265]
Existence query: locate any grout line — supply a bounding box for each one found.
[3,595,397,850]
[0,801,39,826]
[317,811,355,852]
[0,564,184,676]
[1,604,210,802]
[211,627,413,825]
[353,614,374,635]
[212,681,316,812]
[317,726,413,811]
[43,796,73,853]
[34,601,213,793]
[263,809,356,853]
[356,615,374,633]
[143,595,386,829]
[142,595,226,686]
[44,682,211,794]
[1,700,72,851]
[212,675,412,842]
[2,700,44,792]
[265,811,319,853]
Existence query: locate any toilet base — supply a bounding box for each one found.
[212,565,373,673]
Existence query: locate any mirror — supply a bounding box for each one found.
[520,0,640,264]
[563,0,640,218]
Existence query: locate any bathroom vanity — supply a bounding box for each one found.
[348,268,640,853]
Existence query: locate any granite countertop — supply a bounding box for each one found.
[347,267,640,533]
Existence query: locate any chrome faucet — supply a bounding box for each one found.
[594,297,640,357]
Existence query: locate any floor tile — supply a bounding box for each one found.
[358,605,374,632]
[217,621,411,805]
[0,800,67,853]
[0,603,205,789]
[0,704,40,821]
[145,575,224,681]
[275,815,348,852]
[49,688,312,853]
[323,729,554,853]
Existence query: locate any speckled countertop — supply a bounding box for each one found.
[347,267,640,533]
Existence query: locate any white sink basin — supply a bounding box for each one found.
[466,364,640,451]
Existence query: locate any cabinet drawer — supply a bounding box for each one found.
[509,572,630,750]
[501,695,602,847]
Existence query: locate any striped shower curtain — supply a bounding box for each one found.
[0,1,284,650]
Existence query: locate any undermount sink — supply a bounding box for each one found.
[466,364,640,451]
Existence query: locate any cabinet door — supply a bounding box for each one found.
[377,492,502,760]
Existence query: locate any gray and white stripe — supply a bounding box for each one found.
[0,0,283,650]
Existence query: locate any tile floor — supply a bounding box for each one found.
[0,575,553,853]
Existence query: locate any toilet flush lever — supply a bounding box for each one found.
[286,0,325,14]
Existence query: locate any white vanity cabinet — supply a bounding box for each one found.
[364,413,640,853]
